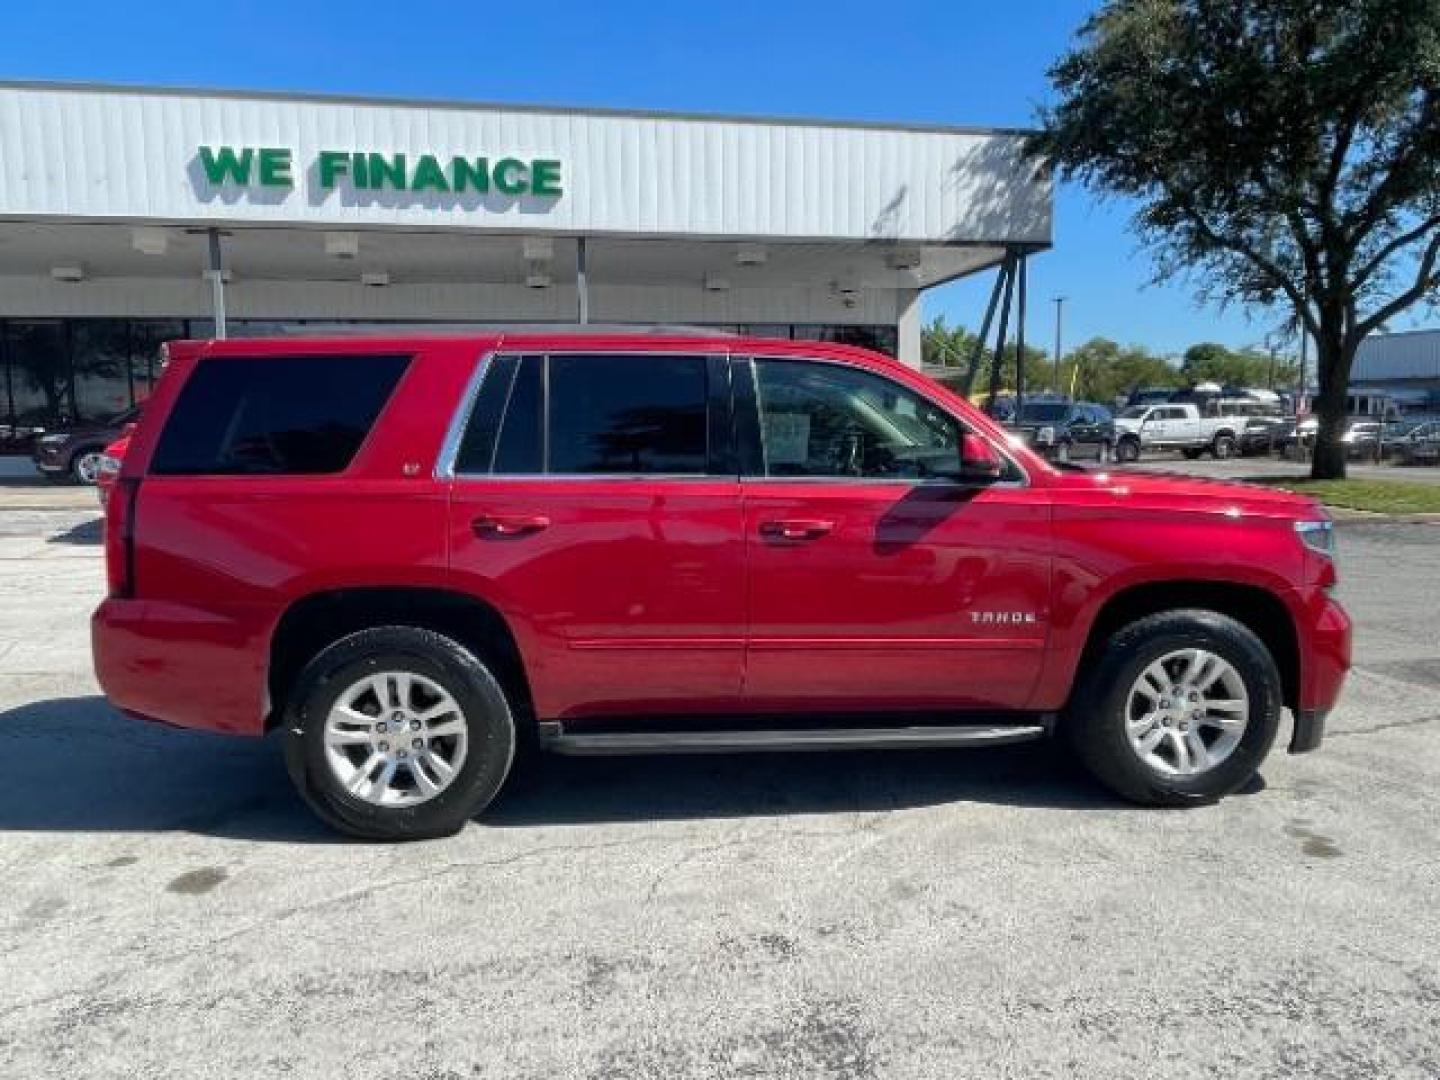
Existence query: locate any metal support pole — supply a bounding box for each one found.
[206,228,227,340]
[1015,255,1028,418]
[987,254,1018,417]
[576,236,589,325]
[962,259,1009,396]
[1052,295,1066,393]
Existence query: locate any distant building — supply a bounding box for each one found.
[1350,330,1440,412]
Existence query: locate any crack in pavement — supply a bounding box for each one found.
[1,823,867,1020]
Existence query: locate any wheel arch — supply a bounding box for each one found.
[1072,580,1299,714]
[266,587,534,732]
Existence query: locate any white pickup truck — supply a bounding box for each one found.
[1111,402,1244,462]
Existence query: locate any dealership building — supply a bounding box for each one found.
[0,81,1051,438]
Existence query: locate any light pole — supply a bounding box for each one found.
[1051,296,1067,393]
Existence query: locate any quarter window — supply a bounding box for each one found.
[751,359,966,480]
[151,354,409,475]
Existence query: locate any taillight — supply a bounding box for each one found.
[105,478,139,598]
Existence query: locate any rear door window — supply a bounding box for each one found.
[547,354,708,475]
[151,354,409,475]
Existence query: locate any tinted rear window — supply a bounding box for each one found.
[547,354,708,474]
[151,354,409,475]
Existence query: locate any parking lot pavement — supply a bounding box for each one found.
[1,510,1438,1079]
[1132,452,1440,486]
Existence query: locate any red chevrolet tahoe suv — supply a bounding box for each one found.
[92,334,1351,839]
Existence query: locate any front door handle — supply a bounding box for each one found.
[472,514,550,537]
[759,518,835,542]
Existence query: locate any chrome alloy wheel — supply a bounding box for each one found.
[1124,649,1249,778]
[74,450,104,484]
[323,672,468,806]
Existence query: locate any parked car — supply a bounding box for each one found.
[1006,397,1115,461]
[31,406,142,485]
[96,428,133,509]
[1342,420,1385,460]
[1390,420,1440,465]
[0,408,53,455]
[1111,401,1245,462]
[1238,412,1292,456]
[93,334,1350,840]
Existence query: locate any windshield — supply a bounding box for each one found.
[1017,402,1069,423]
[1118,405,1150,419]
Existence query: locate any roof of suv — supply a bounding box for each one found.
[172,332,904,364]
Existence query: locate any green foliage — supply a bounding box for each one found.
[1033,0,1440,478]
[1181,342,1299,388]
[922,315,1047,394]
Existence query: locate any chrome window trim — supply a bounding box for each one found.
[445,349,723,482]
[741,353,1031,488]
[434,349,500,480]
[438,348,1029,488]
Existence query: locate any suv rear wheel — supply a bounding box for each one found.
[282,626,516,840]
[1066,610,1281,806]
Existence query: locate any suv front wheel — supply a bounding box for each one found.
[282,626,516,840]
[1066,610,1281,806]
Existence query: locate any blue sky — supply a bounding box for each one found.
[0,0,1329,357]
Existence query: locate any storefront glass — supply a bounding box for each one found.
[0,317,899,452]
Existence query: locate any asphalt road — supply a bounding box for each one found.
[1,500,1438,1078]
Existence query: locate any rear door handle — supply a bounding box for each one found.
[472,514,550,537]
[759,518,835,542]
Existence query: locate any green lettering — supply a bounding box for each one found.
[318,151,350,188]
[451,157,490,193]
[530,159,563,197]
[410,154,450,192]
[352,153,370,188]
[198,145,254,185]
[367,153,407,190]
[493,158,528,196]
[257,147,293,187]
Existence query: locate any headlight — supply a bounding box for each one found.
[1295,518,1334,557]
[1036,426,1055,444]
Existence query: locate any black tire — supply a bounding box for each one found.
[1115,437,1141,464]
[1065,609,1281,806]
[1055,440,1072,463]
[1181,448,1204,460]
[282,626,516,840]
[1210,433,1236,460]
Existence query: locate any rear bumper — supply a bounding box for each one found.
[92,597,269,736]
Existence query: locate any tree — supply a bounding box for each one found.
[1181,342,1299,388]
[1033,1,1440,478]
[1062,337,1183,403]
[921,316,1046,397]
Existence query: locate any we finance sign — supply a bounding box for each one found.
[194,145,564,200]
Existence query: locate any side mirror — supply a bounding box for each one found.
[958,432,1003,483]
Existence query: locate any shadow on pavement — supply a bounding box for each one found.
[47,518,103,545]
[0,696,335,843]
[0,697,1201,840]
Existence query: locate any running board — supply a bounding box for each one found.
[538,722,1049,756]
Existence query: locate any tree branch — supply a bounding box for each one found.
[1351,212,1440,291]
[1178,204,1322,338]
[1355,229,1440,340]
